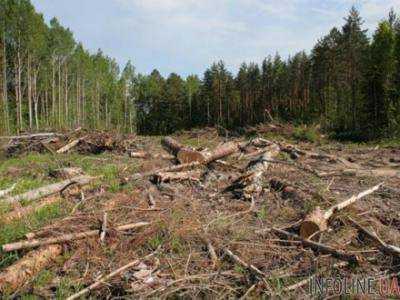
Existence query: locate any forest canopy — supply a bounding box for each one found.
[1,1,400,140]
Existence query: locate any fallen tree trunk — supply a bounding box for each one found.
[300,183,383,238]
[129,151,174,160]
[0,245,62,292]
[56,137,85,154]
[0,183,16,198]
[3,175,95,204]
[130,142,243,181]
[0,133,63,140]
[49,167,83,179]
[2,221,150,252]
[66,249,159,300]
[161,137,205,163]
[270,228,359,264]
[151,170,201,184]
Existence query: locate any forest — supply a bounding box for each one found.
[1,0,400,140]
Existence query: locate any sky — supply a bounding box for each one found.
[31,0,399,77]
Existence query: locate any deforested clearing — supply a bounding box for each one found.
[0,126,400,298]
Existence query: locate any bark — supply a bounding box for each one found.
[2,31,9,133]
[300,183,383,238]
[2,221,150,252]
[161,136,206,163]
[28,54,32,129]
[0,245,62,292]
[4,175,95,204]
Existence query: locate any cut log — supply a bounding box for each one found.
[0,133,63,140]
[3,175,95,204]
[2,221,150,252]
[0,183,16,198]
[151,170,201,184]
[56,137,86,154]
[0,245,62,292]
[161,137,205,163]
[130,141,243,181]
[270,228,359,264]
[66,250,159,300]
[300,183,383,238]
[100,212,108,244]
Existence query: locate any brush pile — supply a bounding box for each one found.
[1,128,400,298]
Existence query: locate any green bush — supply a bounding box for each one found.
[292,125,319,142]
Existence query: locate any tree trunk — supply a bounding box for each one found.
[2,31,9,134]
[64,64,68,127]
[27,54,33,129]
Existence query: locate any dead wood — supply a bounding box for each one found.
[56,137,85,154]
[2,222,150,252]
[130,151,150,159]
[100,212,108,244]
[269,228,359,264]
[151,170,201,184]
[340,168,400,178]
[223,248,266,278]
[225,145,280,199]
[0,183,17,198]
[279,142,360,168]
[49,167,83,179]
[347,217,400,256]
[162,137,205,163]
[0,245,62,292]
[0,133,63,140]
[300,183,383,238]
[3,175,95,204]
[66,249,159,300]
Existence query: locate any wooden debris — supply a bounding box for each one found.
[347,217,400,256]
[0,133,63,140]
[130,151,150,159]
[66,250,159,300]
[3,175,95,204]
[269,178,307,202]
[2,222,150,252]
[0,183,16,198]
[225,145,280,199]
[56,137,84,154]
[223,248,266,278]
[300,183,383,239]
[49,167,83,179]
[151,170,201,184]
[100,212,108,244]
[162,136,205,163]
[0,245,62,292]
[269,228,359,264]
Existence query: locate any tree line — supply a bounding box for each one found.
[1,1,400,140]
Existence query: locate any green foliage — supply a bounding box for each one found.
[292,125,319,142]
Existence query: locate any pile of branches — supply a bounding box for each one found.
[1,130,137,157]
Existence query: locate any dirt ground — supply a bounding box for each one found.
[0,126,400,299]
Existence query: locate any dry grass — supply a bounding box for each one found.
[0,127,400,298]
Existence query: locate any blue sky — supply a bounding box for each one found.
[31,0,398,77]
